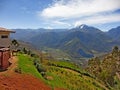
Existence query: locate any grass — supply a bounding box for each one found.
[17,53,108,90]
[44,65,106,90]
[43,60,107,90]
[18,54,43,79]
[113,76,120,90]
[45,71,66,89]
[47,60,92,77]
[48,60,82,70]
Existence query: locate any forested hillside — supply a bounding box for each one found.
[87,46,120,90]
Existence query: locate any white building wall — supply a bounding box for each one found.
[0,32,11,48]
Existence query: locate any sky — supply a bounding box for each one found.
[0,0,120,31]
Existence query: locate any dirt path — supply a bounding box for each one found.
[0,56,52,90]
[0,56,18,75]
[0,73,52,90]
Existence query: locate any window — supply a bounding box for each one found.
[1,35,8,38]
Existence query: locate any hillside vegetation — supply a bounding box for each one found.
[86,46,120,90]
[14,39,120,90]
[18,54,43,79]
[17,51,108,90]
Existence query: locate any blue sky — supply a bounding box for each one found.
[0,0,120,31]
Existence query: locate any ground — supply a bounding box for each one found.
[0,74,51,90]
[0,57,18,75]
[0,56,52,90]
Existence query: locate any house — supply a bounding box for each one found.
[0,27,15,48]
[0,27,15,70]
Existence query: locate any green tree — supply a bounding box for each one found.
[11,39,19,50]
[23,48,27,54]
[112,46,119,54]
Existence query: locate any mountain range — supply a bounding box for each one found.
[107,26,120,42]
[11,24,120,60]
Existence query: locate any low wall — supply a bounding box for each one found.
[0,48,10,70]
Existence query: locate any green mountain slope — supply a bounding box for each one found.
[86,46,120,89]
[17,53,109,90]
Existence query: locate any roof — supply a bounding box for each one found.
[0,48,10,51]
[0,27,15,33]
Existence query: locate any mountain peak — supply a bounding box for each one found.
[73,24,101,33]
[76,24,97,30]
[77,24,88,29]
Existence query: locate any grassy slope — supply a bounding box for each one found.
[44,60,108,90]
[113,76,120,90]
[18,54,43,79]
[17,54,108,90]
[47,60,84,71]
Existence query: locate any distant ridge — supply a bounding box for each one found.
[107,26,120,41]
[11,25,120,60]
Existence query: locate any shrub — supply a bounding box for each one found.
[33,59,47,76]
[23,48,27,54]
[37,64,46,73]
[31,53,39,58]
[34,59,40,65]
[41,72,46,76]
[15,67,22,74]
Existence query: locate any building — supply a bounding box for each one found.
[0,27,15,48]
[0,27,15,70]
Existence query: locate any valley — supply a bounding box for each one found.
[11,25,120,63]
[1,45,119,90]
[0,24,120,89]
[9,24,120,89]
[1,0,120,89]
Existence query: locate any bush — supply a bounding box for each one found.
[15,67,22,74]
[31,53,39,58]
[33,59,46,74]
[34,59,40,65]
[23,48,27,54]
[41,72,46,76]
[37,64,46,73]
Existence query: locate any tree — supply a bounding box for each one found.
[11,39,19,56]
[112,46,119,55]
[11,39,19,50]
[113,46,118,52]
[23,47,27,54]
[28,50,31,55]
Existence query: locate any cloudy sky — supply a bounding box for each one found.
[0,0,120,31]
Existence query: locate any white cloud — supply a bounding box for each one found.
[52,21,71,26]
[45,26,53,29]
[74,14,120,27]
[38,0,120,28]
[40,0,120,18]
